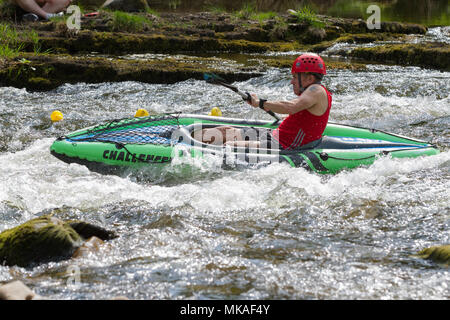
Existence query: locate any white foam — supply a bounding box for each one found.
[1,136,448,216]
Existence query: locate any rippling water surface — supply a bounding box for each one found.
[0,58,449,299]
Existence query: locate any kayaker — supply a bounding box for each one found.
[11,0,71,21]
[198,53,332,150]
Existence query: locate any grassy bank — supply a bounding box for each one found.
[0,22,50,58]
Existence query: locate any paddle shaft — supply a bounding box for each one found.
[209,78,281,122]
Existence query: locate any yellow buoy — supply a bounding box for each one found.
[135,108,149,117]
[50,110,63,122]
[208,107,222,117]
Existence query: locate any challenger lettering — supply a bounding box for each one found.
[102,150,169,163]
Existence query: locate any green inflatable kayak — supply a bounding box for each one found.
[50,113,440,174]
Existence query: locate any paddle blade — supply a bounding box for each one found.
[203,73,226,84]
[204,73,240,94]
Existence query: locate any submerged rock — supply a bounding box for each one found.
[72,236,105,259]
[0,215,117,267]
[68,221,116,240]
[417,245,450,266]
[0,280,129,300]
[0,280,44,300]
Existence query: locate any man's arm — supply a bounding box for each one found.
[249,85,322,115]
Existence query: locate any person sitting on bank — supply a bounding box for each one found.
[12,0,72,21]
[197,53,332,150]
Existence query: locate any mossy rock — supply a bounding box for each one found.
[67,221,117,240]
[350,43,450,71]
[0,53,265,91]
[0,215,117,267]
[245,27,270,42]
[417,245,450,265]
[301,26,327,44]
[335,33,394,44]
[350,20,367,33]
[26,77,53,91]
[379,21,427,35]
[327,17,427,35]
[323,26,342,41]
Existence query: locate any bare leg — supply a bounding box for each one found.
[198,128,226,145]
[13,0,50,19]
[225,140,261,148]
[42,0,72,13]
[193,127,243,145]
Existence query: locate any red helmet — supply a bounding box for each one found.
[291,53,326,75]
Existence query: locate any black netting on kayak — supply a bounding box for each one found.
[66,114,180,145]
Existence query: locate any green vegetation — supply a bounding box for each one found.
[0,23,49,58]
[326,0,375,19]
[25,29,51,54]
[234,2,257,20]
[111,11,153,32]
[231,2,280,26]
[0,23,24,58]
[288,6,326,29]
[204,4,227,14]
[251,11,277,24]
[145,7,160,16]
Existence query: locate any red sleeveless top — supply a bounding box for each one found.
[271,85,332,150]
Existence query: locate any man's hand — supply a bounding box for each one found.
[246,93,260,108]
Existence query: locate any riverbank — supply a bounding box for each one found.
[1,8,448,91]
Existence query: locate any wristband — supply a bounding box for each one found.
[259,99,267,110]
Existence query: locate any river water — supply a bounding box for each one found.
[0,32,449,299]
